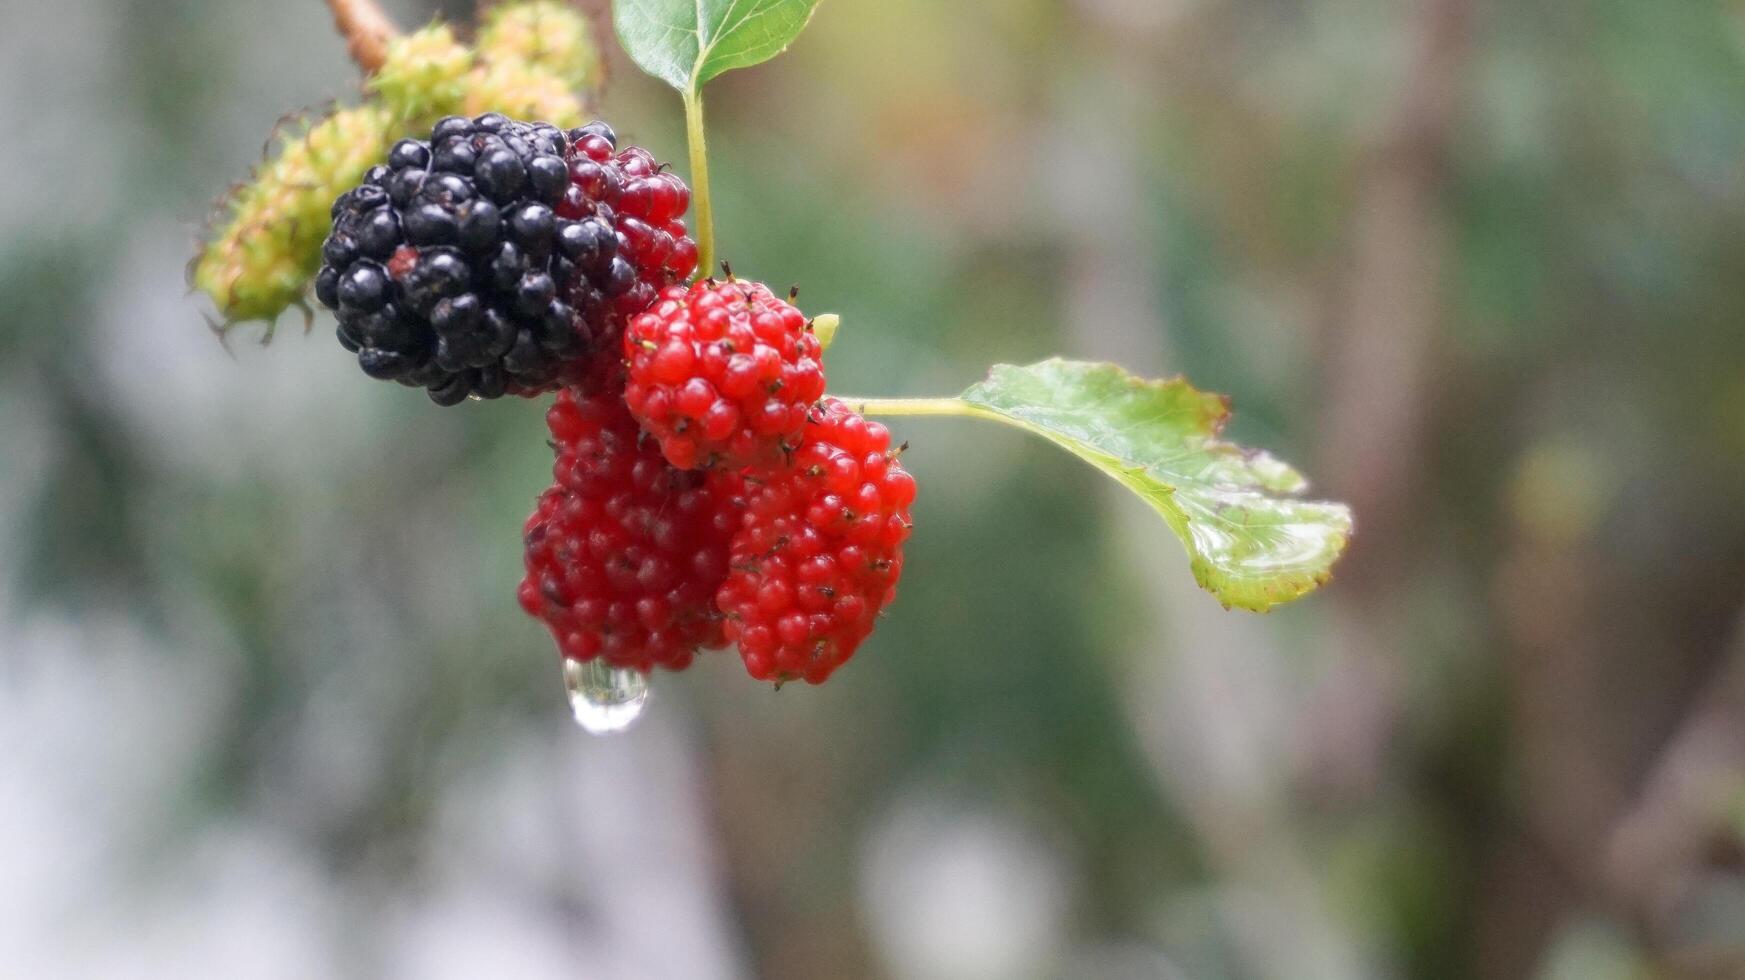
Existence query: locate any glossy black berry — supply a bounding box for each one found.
[432,137,477,174]
[432,115,473,142]
[570,121,616,146]
[489,241,527,291]
[475,148,527,201]
[528,155,568,203]
[315,114,700,402]
[556,218,611,268]
[508,203,554,245]
[386,169,423,208]
[314,265,341,308]
[388,139,429,170]
[455,200,501,251]
[322,234,357,267]
[351,184,389,211]
[356,209,400,258]
[516,273,556,315]
[357,347,410,380]
[404,203,459,245]
[603,257,636,296]
[337,263,387,311]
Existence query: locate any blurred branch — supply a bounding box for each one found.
[1487,543,1633,976]
[571,0,614,62]
[1490,548,1745,977]
[1299,0,1473,800]
[1606,610,1745,972]
[1318,0,1471,577]
[326,0,399,74]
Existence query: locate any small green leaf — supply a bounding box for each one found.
[958,359,1353,611]
[613,0,823,94]
[811,313,840,349]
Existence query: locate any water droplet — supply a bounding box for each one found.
[562,658,649,735]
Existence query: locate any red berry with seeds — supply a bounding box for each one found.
[519,387,744,673]
[623,277,827,470]
[559,122,700,350]
[715,398,916,684]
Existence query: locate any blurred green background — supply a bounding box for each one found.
[5,0,1745,977]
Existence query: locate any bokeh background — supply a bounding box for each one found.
[5,0,1745,977]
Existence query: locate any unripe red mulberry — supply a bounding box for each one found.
[624,278,826,470]
[715,399,915,684]
[520,387,743,673]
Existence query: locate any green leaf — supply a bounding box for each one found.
[957,359,1353,612]
[613,0,824,95]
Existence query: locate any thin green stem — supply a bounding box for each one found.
[831,396,998,421]
[683,90,715,278]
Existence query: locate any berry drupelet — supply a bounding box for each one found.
[715,398,915,684]
[315,114,699,404]
[563,126,700,335]
[623,278,826,470]
[519,387,744,673]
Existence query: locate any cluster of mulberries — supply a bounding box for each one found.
[313,114,697,402]
[193,1,918,694]
[521,273,913,686]
[307,113,910,687]
[616,281,907,683]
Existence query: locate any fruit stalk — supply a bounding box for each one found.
[326,0,400,74]
[835,396,995,420]
[683,91,716,278]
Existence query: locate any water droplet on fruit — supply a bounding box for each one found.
[563,658,649,735]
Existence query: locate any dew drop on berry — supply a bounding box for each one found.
[562,657,650,735]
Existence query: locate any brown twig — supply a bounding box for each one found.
[1302,0,1473,801]
[1604,612,1745,972]
[1318,0,1472,586]
[326,0,400,74]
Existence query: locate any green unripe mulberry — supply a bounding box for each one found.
[475,1,603,94]
[191,2,603,328]
[192,104,393,326]
[461,60,587,127]
[368,22,473,127]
